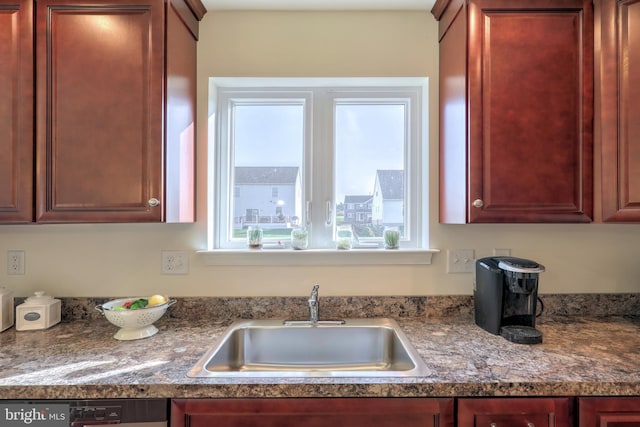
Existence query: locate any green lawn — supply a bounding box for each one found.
[234,228,293,239]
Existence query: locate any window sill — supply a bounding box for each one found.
[198,248,439,266]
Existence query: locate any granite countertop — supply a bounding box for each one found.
[1,312,639,399]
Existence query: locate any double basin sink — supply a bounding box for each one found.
[188,318,430,378]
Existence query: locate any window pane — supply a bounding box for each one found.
[232,103,304,240]
[335,103,406,245]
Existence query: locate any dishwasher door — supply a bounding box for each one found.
[1,398,167,427]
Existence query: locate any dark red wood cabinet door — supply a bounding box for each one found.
[0,0,33,223]
[579,397,640,427]
[171,398,454,427]
[467,0,594,223]
[599,0,640,221]
[437,0,468,224]
[35,0,164,223]
[458,397,574,427]
[164,0,198,223]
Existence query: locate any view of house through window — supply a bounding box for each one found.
[335,103,406,244]
[213,80,424,250]
[231,103,304,240]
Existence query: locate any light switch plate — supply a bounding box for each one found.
[447,249,475,273]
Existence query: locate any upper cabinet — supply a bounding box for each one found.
[35,0,165,223]
[432,0,594,223]
[35,0,205,223]
[597,0,640,222]
[0,0,205,224]
[0,0,33,223]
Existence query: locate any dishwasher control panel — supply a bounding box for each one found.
[70,404,122,424]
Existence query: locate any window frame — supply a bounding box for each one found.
[204,77,436,265]
[213,90,313,250]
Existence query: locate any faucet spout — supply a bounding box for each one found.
[283,284,344,326]
[308,284,319,323]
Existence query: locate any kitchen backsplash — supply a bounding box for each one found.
[23,293,640,323]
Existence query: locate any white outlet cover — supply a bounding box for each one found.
[161,251,189,275]
[447,249,475,274]
[7,250,25,275]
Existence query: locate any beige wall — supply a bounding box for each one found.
[1,11,639,298]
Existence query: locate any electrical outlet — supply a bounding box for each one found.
[161,251,189,275]
[447,249,475,273]
[7,250,25,275]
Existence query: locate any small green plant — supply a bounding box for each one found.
[336,225,353,250]
[291,228,308,250]
[383,228,400,249]
[247,227,263,248]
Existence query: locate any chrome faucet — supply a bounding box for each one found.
[308,284,319,323]
[283,284,344,326]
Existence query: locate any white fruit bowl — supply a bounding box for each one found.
[95,297,176,340]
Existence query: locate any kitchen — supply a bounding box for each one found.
[1,0,640,425]
[1,1,638,300]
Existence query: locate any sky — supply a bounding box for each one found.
[233,102,405,203]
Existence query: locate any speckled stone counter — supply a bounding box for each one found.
[1,309,639,399]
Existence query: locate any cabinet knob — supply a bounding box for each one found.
[472,199,484,208]
[148,198,160,207]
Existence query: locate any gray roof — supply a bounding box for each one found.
[344,195,372,204]
[377,170,404,199]
[235,167,299,185]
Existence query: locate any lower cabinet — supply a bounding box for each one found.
[458,397,574,427]
[171,396,640,427]
[578,397,640,426]
[171,398,454,427]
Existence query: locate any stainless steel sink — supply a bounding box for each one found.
[187,318,430,378]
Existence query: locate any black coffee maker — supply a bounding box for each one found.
[474,256,545,344]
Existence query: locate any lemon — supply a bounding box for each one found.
[148,294,168,307]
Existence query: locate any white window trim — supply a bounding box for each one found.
[202,77,436,266]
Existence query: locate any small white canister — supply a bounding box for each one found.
[0,287,14,332]
[16,291,61,331]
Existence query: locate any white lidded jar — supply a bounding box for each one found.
[0,287,14,332]
[16,291,61,331]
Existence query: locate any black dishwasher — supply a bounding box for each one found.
[1,398,167,427]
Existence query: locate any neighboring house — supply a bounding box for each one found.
[234,166,301,229]
[371,170,404,226]
[343,195,372,224]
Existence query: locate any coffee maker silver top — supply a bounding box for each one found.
[497,257,545,274]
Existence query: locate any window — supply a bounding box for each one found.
[211,78,427,252]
